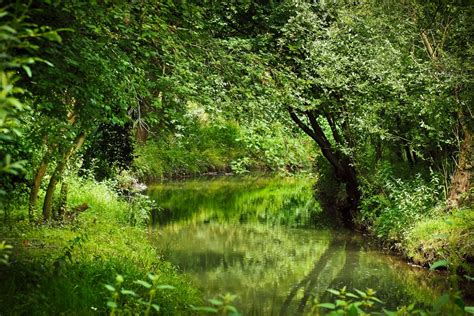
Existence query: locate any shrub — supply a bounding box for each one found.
[359,172,443,242]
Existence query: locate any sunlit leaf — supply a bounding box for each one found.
[120,289,137,296]
[104,284,115,292]
[317,303,336,309]
[327,289,340,296]
[465,306,474,314]
[134,280,151,288]
[430,260,449,271]
[22,65,32,78]
[156,285,175,290]
[208,298,223,306]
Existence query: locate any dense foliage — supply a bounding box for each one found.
[0,0,472,314]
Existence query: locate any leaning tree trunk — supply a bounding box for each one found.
[29,147,53,222]
[288,108,360,224]
[43,132,86,222]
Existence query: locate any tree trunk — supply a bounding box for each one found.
[56,181,68,221]
[28,146,54,221]
[448,123,472,208]
[289,108,360,224]
[43,132,86,222]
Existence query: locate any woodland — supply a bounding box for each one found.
[0,0,473,315]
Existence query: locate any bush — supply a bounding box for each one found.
[67,175,153,227]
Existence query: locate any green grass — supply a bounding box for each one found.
[404,207,474,271]
[0,177,201,315]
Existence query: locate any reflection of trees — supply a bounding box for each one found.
[149,179,447,315]
[280,237,341,315]
[280,236,362,315]
[148,177,320,227]
[153,222,331,315]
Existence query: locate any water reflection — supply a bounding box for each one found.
[148,177,448,315]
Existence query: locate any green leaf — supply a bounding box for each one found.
[465,306,474,314]
[22,65,32,78]
[6,98,23,110]
[383,309,398,316]
[370,296,383,304]
[191,306,219,313]
[354,289,366,297]
[0,25,16,34]
[317,303,336,309]
[134,280,151,288]
[107,301,117,309]
[120,289,137,296]
[454,296,465,310]
[208,298,223,306]
[147,273,158,282]
[226,305,238,313]
[115,275,124,283]
[43,31,62,43]
[156,284,175,290]
[327,288,340,296]
[336,299,347,307]
[151,304,160,312]
[433,294,449,310]
[104,284,115,292]
[347,304,359,316]
[430,259,449,270]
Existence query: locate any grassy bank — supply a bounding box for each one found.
[356,163,474,272]
[405,207,474,270]
[0,177,201,315]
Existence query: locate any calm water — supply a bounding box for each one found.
[148,176,450,315]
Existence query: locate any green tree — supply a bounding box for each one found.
[0,1,61,196]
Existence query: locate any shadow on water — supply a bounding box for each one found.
[147,176,450,315]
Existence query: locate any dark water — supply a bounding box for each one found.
[148,177,450,315]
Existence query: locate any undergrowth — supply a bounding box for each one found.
[357,161,474,271]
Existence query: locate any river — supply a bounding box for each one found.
[147,176,451,315]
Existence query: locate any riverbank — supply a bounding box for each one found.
[0,177,201,314]
[358,196,473,274]
[358,206,474,302]
[132,122,316,182]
